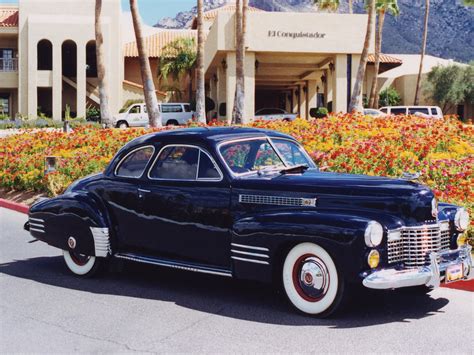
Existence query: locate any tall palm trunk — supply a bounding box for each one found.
[231,0,247,124]
[95,0,112,127]
[368,10,385,108]
[348,0,353,14]
[414,0,430,105]
[195,0,206,124]
[130,0,161,127]
[348,0,375,112]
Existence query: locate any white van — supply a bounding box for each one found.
[113,103,195,128]
[379,106,443,119]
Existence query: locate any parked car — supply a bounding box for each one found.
[379,106,443,119]
[25,127,472,316]
[363,108,387,118]
[254,108,297,121]
[113,103,194,128]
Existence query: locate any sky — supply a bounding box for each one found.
[0,0,195,26]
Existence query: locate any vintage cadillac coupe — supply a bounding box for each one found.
[25,127,472,316]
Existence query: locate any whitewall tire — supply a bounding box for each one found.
[282,242,343,316]
[63,250,101,277]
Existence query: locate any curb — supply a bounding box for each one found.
[0,198,29,214]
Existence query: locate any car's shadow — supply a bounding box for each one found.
[0,256,450,328]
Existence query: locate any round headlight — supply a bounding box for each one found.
[365,221,384,247]
[454,208,469,232]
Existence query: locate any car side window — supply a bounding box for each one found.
[149,146,199,180]
[273,139,311,166]
[183,104,191,112]
[380,108,387,113]
[391,108,406,115]
[198,151,221,179]
[129,105,141,114]
[115,146,154,178]
[409,108,429,115]
[162,105,183,113]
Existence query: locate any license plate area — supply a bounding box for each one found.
[445,263,463,283]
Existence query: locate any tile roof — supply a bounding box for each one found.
[367,54,403,64]
[0,6,19,27]
[124,30,197,58]
[190,4,263,29]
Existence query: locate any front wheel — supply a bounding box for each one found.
[282,242,344,317]
[63,250,102,277]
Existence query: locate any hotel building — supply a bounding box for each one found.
[0,0,471,121]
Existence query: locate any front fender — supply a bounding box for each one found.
[232,209,403,283]
[28,192,111,257]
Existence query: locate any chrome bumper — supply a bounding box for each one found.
[363,245,473,289]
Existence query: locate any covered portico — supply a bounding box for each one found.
[204,11,372,121]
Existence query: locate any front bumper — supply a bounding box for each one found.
[363,245,473,289]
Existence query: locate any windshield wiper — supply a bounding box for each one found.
[279,164,309,175]
[256,165,284,176]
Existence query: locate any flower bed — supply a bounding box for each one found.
[1,114,473,231]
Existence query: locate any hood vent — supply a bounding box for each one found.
[239,194,316,207]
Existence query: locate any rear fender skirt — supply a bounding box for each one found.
[231,210,383,283]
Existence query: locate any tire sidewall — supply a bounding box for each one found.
[282,242,341,316]
[63,250,98,276]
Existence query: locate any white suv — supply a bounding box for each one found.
[379,106,443,119]
[113,103,195,128]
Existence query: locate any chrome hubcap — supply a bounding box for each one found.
[294,256,330,301]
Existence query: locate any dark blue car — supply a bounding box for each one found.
[25,127,473,316]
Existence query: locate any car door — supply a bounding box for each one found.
[102,145,156,250]
[136,144,232,268]
[126,104,143,127]
[140,104,149,127]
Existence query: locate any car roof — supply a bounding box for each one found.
[123,127,295,149]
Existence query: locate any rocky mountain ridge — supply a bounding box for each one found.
[154,0,474,63]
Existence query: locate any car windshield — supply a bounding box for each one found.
[219,138,315,175]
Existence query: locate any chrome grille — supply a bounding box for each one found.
[239,194,316,207]
[387,222,451,267]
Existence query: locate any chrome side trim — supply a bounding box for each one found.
[29,222,44,228]
[114,253,232,277]
[239,194,317,207]
[231,256,270,265]
[30,227,45,233]
[29,217,44,223]
[231,249,269,258]
[90,227,110,257]
[230,243,269,251]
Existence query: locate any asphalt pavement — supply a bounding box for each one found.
[1,207,473,354]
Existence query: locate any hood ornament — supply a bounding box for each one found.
[401,172,421,181]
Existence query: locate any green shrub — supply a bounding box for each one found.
[379,87,401,107]
[119,99,142,113]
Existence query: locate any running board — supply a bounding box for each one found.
[114,252,232,278]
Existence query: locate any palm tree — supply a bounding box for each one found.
[349,0,376,112]
[232,0,248,124]
[315,0,340,12]
[348,0,353,13]
[94,0,112,127]
[195,0,206,124]
[414,0,430,105]
[368,0,399,108]
[130,0,161,127]
[159,38,197,105]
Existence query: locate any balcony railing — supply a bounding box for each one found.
[0,58,18,72]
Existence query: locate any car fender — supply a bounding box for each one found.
[27,192,112,257]
[231,209,403,283]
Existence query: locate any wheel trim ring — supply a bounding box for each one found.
[69,251,91,266]
[292,253,330,303]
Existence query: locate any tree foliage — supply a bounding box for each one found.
[424,64,474,112]
[378,87,401,107]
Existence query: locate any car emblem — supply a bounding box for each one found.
[68,237,76,249]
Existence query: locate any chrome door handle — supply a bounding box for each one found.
[138,188,151,193]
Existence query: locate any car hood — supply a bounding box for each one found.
[233,168,436,225]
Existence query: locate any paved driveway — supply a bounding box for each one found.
[0,207,472,353]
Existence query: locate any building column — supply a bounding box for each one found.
[27,37,37,119]
[292,88,298,115]
[332,54,348,113]
[299,84,306,119]
[216,64,226,121]
[307,80,318,117]
[76,41,86,118]
[52,41,62,120]
[225,52,236,123]
[243,52,255,123]
[350,54,362,110]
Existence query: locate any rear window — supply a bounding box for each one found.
[391,108,407,115]
[409,107,429,115]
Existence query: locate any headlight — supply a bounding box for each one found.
[365,221,384,247]
[454,208,469,231]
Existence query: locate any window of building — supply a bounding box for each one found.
[37,40,52,70]
[0,94,10,116]
[86,41,97,78]
[115,146,155,178]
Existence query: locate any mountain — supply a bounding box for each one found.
[154,0,474,63]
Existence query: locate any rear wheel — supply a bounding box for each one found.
[116,121,129,129]
[63,250,102,277]
[282,242,344,317]
[166,119,179,126]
